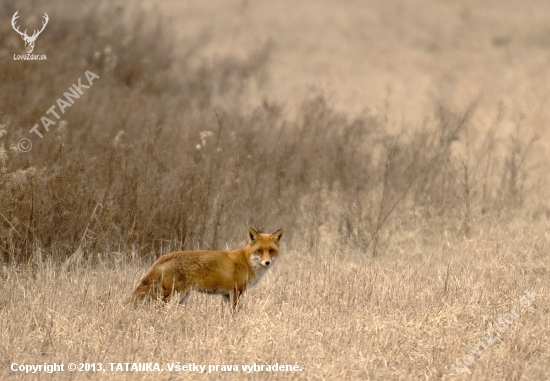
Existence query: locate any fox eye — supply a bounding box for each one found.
[269,249,275,254]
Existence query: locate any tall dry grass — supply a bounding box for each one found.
[0,219,548,380]
[0,1,548,380]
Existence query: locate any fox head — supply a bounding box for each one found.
[248,228,283,268]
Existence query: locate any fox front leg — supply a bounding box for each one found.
[222,289,243,312]
[231,288,243,311]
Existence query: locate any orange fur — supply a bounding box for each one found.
[127,228,283,310]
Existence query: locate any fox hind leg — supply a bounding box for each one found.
[178,290,190,305]
[160,276,190,303]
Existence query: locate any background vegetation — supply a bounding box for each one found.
[0,1,548,380]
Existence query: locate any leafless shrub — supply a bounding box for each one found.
[0,2,542,263]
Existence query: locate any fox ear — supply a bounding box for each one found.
[271,229,283,244]
[248,228,260,243]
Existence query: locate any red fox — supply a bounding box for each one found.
[127,228,283,310]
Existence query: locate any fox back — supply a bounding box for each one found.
[127,228,283,310]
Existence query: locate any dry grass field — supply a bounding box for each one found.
[1,0,549,380]
[1,218,549,380]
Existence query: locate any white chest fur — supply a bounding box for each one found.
[247,256,276,288]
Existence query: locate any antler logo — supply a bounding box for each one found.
[11,11,49,54]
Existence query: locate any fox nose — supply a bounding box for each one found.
[264,261,271,266]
